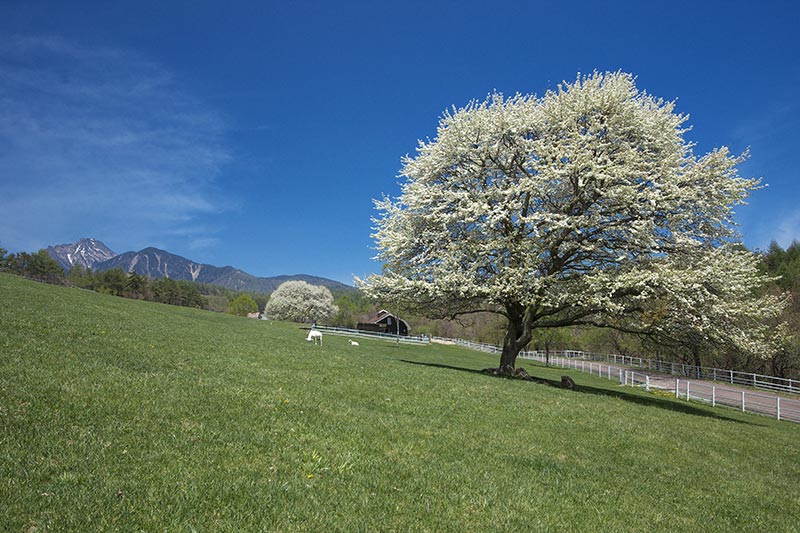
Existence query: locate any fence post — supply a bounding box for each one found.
[712,386,716,407]
[730,370,733,384]
[608,365,611,380]
[777,397,781,421]
[620,369,624,384]
[741,391,746,413]
[676,379,680,399]
[686,382,690,401]
[646,375,650,392]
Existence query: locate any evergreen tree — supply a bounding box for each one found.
[101,269,128,296]
[175,280,206,308]
[8,250,65,284]
[125,272,148,298]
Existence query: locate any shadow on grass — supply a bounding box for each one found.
[400,359,758,426]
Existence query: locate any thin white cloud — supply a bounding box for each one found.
[775,210,800,249]
[0,34,232,252]
[189,237,222,251]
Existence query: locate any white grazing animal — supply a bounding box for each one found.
[306,330,322,345]
[348,339,359,346]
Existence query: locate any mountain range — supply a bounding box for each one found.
[47,238,353,294]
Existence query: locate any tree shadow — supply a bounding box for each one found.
[400,359,759,426]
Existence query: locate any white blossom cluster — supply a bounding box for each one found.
[359,72,785,362]
[264,280,339,324]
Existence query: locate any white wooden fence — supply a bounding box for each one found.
[568,351,800,395]
[315,325,430,345]
[432,336,800,423]
[431,338,800,396]
[538,353,800,423]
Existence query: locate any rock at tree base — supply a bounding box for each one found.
[514,368,532,380]
[481,366,535,381]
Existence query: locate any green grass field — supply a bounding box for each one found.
[2,273,799,532]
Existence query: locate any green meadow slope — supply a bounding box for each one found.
[1,273,799,532]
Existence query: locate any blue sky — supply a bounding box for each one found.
[1,1,798,284]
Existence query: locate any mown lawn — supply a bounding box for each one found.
[1,273,799,532]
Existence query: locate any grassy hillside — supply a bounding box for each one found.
[1,273,799,531]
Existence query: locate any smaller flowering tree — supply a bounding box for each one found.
[265,280,338,324]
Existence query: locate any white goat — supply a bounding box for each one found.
[306,330,322,346]
[348,339,359,346]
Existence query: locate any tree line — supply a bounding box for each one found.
[0,249,65,285]
[66,264,207,308]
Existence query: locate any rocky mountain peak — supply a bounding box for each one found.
[46,237,354,293]
[46,238,117,271]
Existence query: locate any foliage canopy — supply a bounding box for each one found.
[360,71,785,370]
[228,293,258,316]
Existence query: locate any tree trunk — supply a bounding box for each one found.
[545,338,551,368]
[692,348,702,379]
[500,334,519,370]
[498,307,532,374]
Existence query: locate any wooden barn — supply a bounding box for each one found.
[357,310,409,336]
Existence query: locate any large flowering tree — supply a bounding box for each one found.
[359,72,785,374]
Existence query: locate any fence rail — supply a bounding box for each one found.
[432,337,501,354]
[525,349,800,395]
[526,352,800,424]
[433,336,800,423]
[315,325,430,345]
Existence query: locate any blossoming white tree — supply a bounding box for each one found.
[264,280,339,324]
[359,71,785,374]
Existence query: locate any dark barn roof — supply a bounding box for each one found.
[357,309,409,336]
